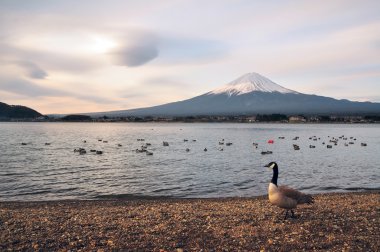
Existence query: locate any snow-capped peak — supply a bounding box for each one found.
[210,72,298,96]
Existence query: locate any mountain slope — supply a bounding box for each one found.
[0,102,43,119]
[89,73,380,117]
[211,72,297,95]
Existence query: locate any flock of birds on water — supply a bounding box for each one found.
[18,134,369,220]
[19,134,368,158]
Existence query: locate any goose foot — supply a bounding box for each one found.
[284,210,297,220]
[290,210,297,219]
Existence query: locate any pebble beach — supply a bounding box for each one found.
[1,192,379,251]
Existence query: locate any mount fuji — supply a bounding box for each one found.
[91,72,380,117]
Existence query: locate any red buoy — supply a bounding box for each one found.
[268,140,274,144]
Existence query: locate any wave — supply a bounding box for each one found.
[94,193,174,200]
[319,186,380,192]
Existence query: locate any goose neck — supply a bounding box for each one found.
[271,166,278,186]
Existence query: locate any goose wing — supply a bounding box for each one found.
[278,185,314,204]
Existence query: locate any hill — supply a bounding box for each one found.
[0,102,43,119]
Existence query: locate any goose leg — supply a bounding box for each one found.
[290,210,297,219]
[284,210,289,220]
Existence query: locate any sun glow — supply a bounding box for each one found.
[88,36,118,54]
[14,33,117,55]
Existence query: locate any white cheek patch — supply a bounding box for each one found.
[270,163,276,169]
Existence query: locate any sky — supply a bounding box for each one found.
[0,0,379,114]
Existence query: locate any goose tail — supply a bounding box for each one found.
[299,193,314,204]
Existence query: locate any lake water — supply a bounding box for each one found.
[0,122,379,201]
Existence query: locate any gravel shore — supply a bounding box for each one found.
[1,192,379,251]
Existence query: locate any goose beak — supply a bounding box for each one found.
[264,163,270,168]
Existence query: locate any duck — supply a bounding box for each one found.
[146,151,153,156]
[264,162,314,219]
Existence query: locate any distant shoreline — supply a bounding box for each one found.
[1,120,380,124]
[1,191,378,251]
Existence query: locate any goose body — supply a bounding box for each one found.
[265,162,314,219]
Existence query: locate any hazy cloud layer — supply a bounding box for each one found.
[0,75,113,105]
[0,77,68,97]
[0,0,379,113]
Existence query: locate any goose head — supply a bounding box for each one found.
[264,162,278,169]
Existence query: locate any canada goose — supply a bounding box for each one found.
[264,162,314,219]
[261,151,273,155]
[163,141,169,146]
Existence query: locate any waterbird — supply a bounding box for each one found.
[261,151,273,155]
[265,162,314,219]
[74,148,86,154]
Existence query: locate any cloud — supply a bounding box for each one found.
[157,37,228,64]
[141,77,190,88]
[0,77,68,97]
[0,59,48,79]
[0,75,114,105]
[0,44,102,78]
[12,60,48,79]
[109,31,228,67]
[110,32,158,67]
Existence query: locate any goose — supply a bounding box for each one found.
[264,162,314,219]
